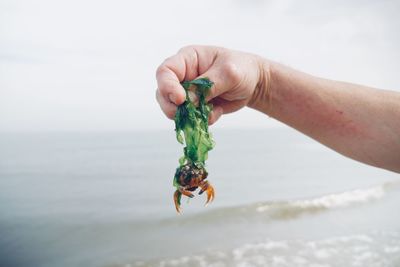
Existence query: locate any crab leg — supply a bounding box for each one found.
[174,187,196,213]
[199,181,215,206]
[174,190,182,213]
[178,187,195,198]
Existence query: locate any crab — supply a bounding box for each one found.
[173,163,215,213]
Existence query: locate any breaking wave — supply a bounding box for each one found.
[112,180,400,267]
[168,180,400,224]
[125,231,400,267]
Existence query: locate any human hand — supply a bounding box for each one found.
[156,45,269,124]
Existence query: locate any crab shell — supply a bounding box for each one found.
[175,163,208,189]
[173,163,215,213]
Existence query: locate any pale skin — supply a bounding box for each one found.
[156,45,400,173]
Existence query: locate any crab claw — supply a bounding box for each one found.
[205,184,215,206]
[199,181,215,206]
[174,190,182,213]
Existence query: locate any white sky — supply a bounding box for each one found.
[1,0,399,132]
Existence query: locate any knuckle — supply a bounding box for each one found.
[156,64,167,78]
[223,62,241,86]
[157,56,176,77]
[178,45,196,54]
[162,55,175,65]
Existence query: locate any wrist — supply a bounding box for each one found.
[247,57,273,113]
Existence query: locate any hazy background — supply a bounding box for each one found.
[1,0,400,132]
[1,2,400,266]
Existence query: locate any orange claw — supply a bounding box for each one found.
[199,181,215,206]
[174,190,182,213]
[179,188,194,198]
[205,184,215,206]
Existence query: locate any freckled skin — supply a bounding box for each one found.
[267,69,365,139]
[251,62,400,171]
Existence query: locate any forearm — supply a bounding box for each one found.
[249,61,400,172]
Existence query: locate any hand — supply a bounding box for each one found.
[156,45,268,124]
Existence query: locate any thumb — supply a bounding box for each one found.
[197,62,242,102]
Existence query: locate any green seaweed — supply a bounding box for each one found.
[174,77,215,169]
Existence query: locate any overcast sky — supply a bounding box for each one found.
[1,0,399,132]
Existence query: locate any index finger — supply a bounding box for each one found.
[156,57,186,107]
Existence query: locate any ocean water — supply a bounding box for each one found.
[0,129,399,267]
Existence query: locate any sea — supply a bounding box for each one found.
[0,128,399,267]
